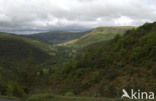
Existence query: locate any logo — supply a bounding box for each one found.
[121,89,155,100]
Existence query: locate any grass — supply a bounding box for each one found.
[0,95,19,101]
[27,93,156,101]
[62,26,135,48]
[28,93,115,101]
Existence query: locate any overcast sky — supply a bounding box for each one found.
[0,0,156,34]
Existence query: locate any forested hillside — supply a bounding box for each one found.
[49,22,156,97]
[0,34,53,66]
[0,33,76,98]
[0,34,55,97]
[0,22,155,100]
[62,26,134,48]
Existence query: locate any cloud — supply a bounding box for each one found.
[114,16,133,26]
[0,0,155,34]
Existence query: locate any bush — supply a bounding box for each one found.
[6,82,25,98]
[91,71,101,83]
[64,91,75,96]
[0,80,7,95]
[75,69,85,77]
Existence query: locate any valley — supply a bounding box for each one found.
[0,22,156,101]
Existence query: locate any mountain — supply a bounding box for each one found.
[62,26,135,48]
[0,23,155,99]
[49,22,156,97]
[0,33,77,97]
[0,33,56,96]
[0,33,53,65]
[22,31,87,44]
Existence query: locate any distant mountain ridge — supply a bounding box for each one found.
[22,31,88,44]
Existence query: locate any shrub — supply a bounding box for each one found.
[91,71,101,83]
[6,82,25,98]
[64,91,75,96]
[0,80,7,95]
[75,68,85,77]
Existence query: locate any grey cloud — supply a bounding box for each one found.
[0,0,155,34]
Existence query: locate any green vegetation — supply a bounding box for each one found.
[0,96,19,101]
[49,22,156,97]
[28,93,156,101]
[22,31,87,44]
[0,34,54,97]
[28,93,118,101]
[62,26,135,48]
[0,33,54,54]
[0,22,156,101]
[0,34,52,65]
[0,33,76,98]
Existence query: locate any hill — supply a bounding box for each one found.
[0,34,53,65]
[62,26,135,48]
[0,33,78,97]
[22,31,87,44]
[49,22,156,97]
[0,33,56,96]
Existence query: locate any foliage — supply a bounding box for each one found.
[49,22,156,97]
[0,22,156,99]
[28,93,118,101]
[63,26,135,48]
[0,34,54,96]
[6,82,25,98]
[64,91,75,96]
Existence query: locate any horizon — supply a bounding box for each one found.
[0,25,138,35]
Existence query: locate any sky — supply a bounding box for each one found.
[0,0,156,34]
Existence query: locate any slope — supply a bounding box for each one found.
[62,26,135,48]
[49,22,156,97]
[0,34,53,65]
[0,33,55,96]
